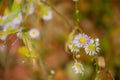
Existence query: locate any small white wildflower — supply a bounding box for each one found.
[85,38,100,56]
[0,15,7,26]
[73,33,90,48]
[12,13,22,25]
[42,10,53,21]
[23,3,34,15]
[28,3,34,15]
[0,16,3,26]
[3,22,16,31]
[29,28,40,39]
[72,61,84,74]
[68,43,79,53]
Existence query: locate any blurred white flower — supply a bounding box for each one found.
[0,16,3,26]
[73,33,90,48]
[72,61,84,74]
[28,3,34,15]
[3,22,16,31]
[29,28,40,39]
[68,43,79,53]
[0,15,7,26]
[42,10,53,21]
[12,13,22,25]
[23,3,34,15]
[85,38,100,56]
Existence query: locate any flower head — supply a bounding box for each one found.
[72,61,84,74]
[68,43,79,53]
[73,33,90,48]
[0,15,7,26]
[42,10,53,21]
[3,22,16,31]
[23,3,34,15]
[85,38,100,56]
[29,28,40,39]
[12,13,22,25]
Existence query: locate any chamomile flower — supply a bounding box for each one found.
[23,3,34,15]
[85,38,100,56]
[0,15,7,26]
[27,3,34,15]
[72,61,84,74]
[73,33,90,48]
[12,13,22,25]
[3,22,16,31]
[68,43,79,53]
[0,16,3,26]
[42,10,53,21]
[29,28,40,39]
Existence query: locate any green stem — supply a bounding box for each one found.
[74,1,83,33]
[21,32,48,80]
[38,57,48,80]
[73,53,77,62]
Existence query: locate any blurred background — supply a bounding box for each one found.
[0,0,120,80]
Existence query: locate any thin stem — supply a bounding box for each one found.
[21,32,48,80]
[73,53,77,62]
[74,1,83,33]
[106,69,115,80]
[41,1,74,29]
[38,57,48,80]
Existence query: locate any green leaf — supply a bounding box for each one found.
[0,29,18,36]
[18,46,31,57]
[11,0,21,11]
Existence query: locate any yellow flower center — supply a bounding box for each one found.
[72,44,77,50]
[88,44,95,51]
[75,64,81,69]
[79,37,86,44]
[32,31,36,35]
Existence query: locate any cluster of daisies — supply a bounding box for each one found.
[0,0,53,40]
[69,33,100,56]
[68,33,100,74]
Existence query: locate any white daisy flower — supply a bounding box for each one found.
[0,16,3,26]
[72,61,84,74]
[28,3,34,15]
[29,28,40,39]
[85,38,100,56]
[23,3,34,15]
[0,15,7,26]
[68,43,79,53]
[73,33,90,48]
[42,10,53,21]
[3,22,16,31]
[12,13,22,25]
